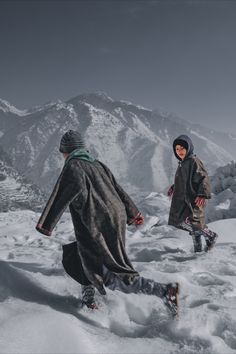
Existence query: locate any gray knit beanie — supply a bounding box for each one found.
[59,130,86,153]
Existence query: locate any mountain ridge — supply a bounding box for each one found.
[0,92,235,194]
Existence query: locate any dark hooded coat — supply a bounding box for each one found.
[36,155,140,294]
[168,135,211,230]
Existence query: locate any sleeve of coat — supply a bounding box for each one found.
[99,162,140,223]
[192,159,211,199]
[36,161,83,236]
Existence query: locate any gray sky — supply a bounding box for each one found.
[1,0,236,133]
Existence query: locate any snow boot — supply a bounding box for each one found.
[162,282,179,318]
[191,231,203,253]
[202,228,218,251]
[81,285,98,309]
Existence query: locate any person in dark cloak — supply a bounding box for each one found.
[36,130,179,316]
[168,134,218,253]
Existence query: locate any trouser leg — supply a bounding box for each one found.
[103,267,179,316]
[178,217,195,233]
[191,231,203,252]
[178,217,204,252]
[179,212,218,252]
[103,267,167,298]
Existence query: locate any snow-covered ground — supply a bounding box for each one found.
[0,201,236,354]
[206,161,236,222]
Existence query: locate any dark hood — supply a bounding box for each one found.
[173,135,194,161]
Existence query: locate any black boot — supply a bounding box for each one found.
[192,232,202,253]
[162,282,179,318]
[81,285,98,309]
[202,228,218,251]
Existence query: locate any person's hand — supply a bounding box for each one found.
[195,197,206,208]
[167,185,174,198]
[134,213,144,226]
[129,212,145,226]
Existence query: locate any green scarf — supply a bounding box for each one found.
[65,148,95,165]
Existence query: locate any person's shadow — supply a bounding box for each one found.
[0,260,106,329]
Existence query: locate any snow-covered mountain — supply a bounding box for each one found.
[0,146,45,212]
[206,161,236,222]
[0,98,27,116]
[0,92,235,194]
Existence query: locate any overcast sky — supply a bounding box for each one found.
[0,0,236,133]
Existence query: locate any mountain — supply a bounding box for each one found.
[206,161,236,222]
[0,146,45,212]
[0,98,27,116]
[0,92,235,194]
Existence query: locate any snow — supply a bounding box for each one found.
[119,100,152,111]
[206,161,236,221]
[0,305,95,354]
[215,199,231,210]
[151,143,170,191]
[1,198,236,354]
[0,98,27,116]
[131,114,159,143]
[190,130,234,165]
[65,103,78,119]
[119,100,136,106]
[85,104,128,179]
[92,91,114,102]
[26,100,62,115]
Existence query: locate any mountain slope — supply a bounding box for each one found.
[0,146,45,212]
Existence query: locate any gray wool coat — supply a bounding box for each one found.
[36,157,140,294]
[168,135,211,230]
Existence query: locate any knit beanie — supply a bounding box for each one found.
[173,139,189,151]
[59,130,86,153]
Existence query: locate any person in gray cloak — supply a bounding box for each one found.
[168,134,218,253]
[36,130,179,316]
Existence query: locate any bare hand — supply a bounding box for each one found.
[129,212,145,226]
[167,186,174,198]
[134,213,145,226]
